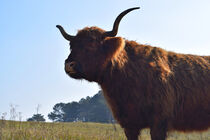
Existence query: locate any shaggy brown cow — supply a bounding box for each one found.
[57,7,210,140]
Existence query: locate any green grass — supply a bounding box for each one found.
[0,120,209,140]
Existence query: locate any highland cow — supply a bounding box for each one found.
[57,7,210,140]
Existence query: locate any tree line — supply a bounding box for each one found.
[2,91,113,123]
[47,90,114,123]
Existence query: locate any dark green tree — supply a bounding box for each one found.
[48,103,65,122]
[63,102,80,122]
[27,114,45,122]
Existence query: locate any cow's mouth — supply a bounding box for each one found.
[65,62,84,79]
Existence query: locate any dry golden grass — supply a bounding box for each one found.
[0,120,209,140]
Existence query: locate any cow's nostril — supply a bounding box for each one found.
[69,62,76,67]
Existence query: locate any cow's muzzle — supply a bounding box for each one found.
[65,61,83,79]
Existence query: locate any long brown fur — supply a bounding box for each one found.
[60,26,210,140]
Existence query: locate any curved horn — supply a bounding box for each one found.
[56,25,74,41]
[104,7,140,37]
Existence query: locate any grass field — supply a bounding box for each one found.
[0,120,209,140]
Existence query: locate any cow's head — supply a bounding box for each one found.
[57,7,139,82]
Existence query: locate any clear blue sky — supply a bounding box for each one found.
[0,0,210,121]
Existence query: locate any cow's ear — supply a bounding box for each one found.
[102,37,125,60]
